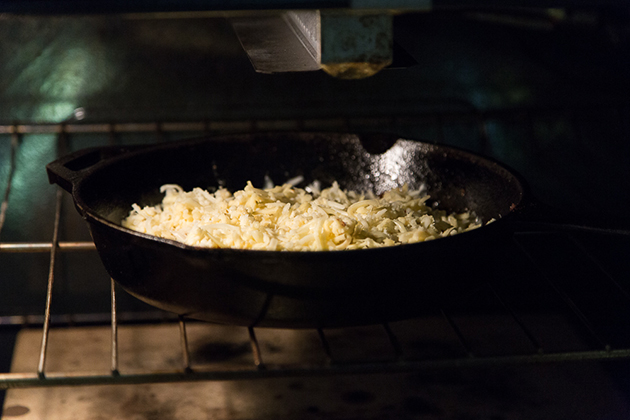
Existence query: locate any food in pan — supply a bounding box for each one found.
[121,181,482,251]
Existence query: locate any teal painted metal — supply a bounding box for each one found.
[320,12,393,65]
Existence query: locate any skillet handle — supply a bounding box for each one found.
[46,145,146,193]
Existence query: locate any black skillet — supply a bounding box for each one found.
[46,132,527,328]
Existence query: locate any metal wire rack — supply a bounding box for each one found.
[1,111,630,390]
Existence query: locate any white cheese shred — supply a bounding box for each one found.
[121,181,482,251]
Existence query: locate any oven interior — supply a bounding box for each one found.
[1,4,630,419]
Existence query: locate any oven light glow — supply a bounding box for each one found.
[6,38,113,123]
[32,102,76,122]
[39,47,93,98]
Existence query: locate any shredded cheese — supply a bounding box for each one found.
[121,182,482,251]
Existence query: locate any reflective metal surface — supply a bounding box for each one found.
[231,14,321,73]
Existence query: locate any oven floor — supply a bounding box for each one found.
[2,322,630,420]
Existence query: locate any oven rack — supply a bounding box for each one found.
[2,112,630,390]
[2,267,630,390]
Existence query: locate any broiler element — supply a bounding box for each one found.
[231,10,395,79]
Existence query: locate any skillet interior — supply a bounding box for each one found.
[76,132,524,226]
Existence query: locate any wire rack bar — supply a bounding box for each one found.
[486,282,543,354]
[1,106,624,136]
[247,327,264,368]
[514,236,611,351]
[36,128,69,379]
[0,242,96,253]
[441,309,474,357]
[566,234,630,303]
[382,323,403,360]
[178,316,192,373]
[317,328,334,363]
[110,278,119,376]
[36,187,63,379]
[2,347,630,390]
[0,311,177,327]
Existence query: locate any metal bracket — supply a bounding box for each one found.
[231,9,402,78]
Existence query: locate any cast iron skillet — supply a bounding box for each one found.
[46,132,528,328]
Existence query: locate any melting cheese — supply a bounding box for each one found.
[121,182,481,251]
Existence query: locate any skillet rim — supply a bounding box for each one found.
[68,132,531,257]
